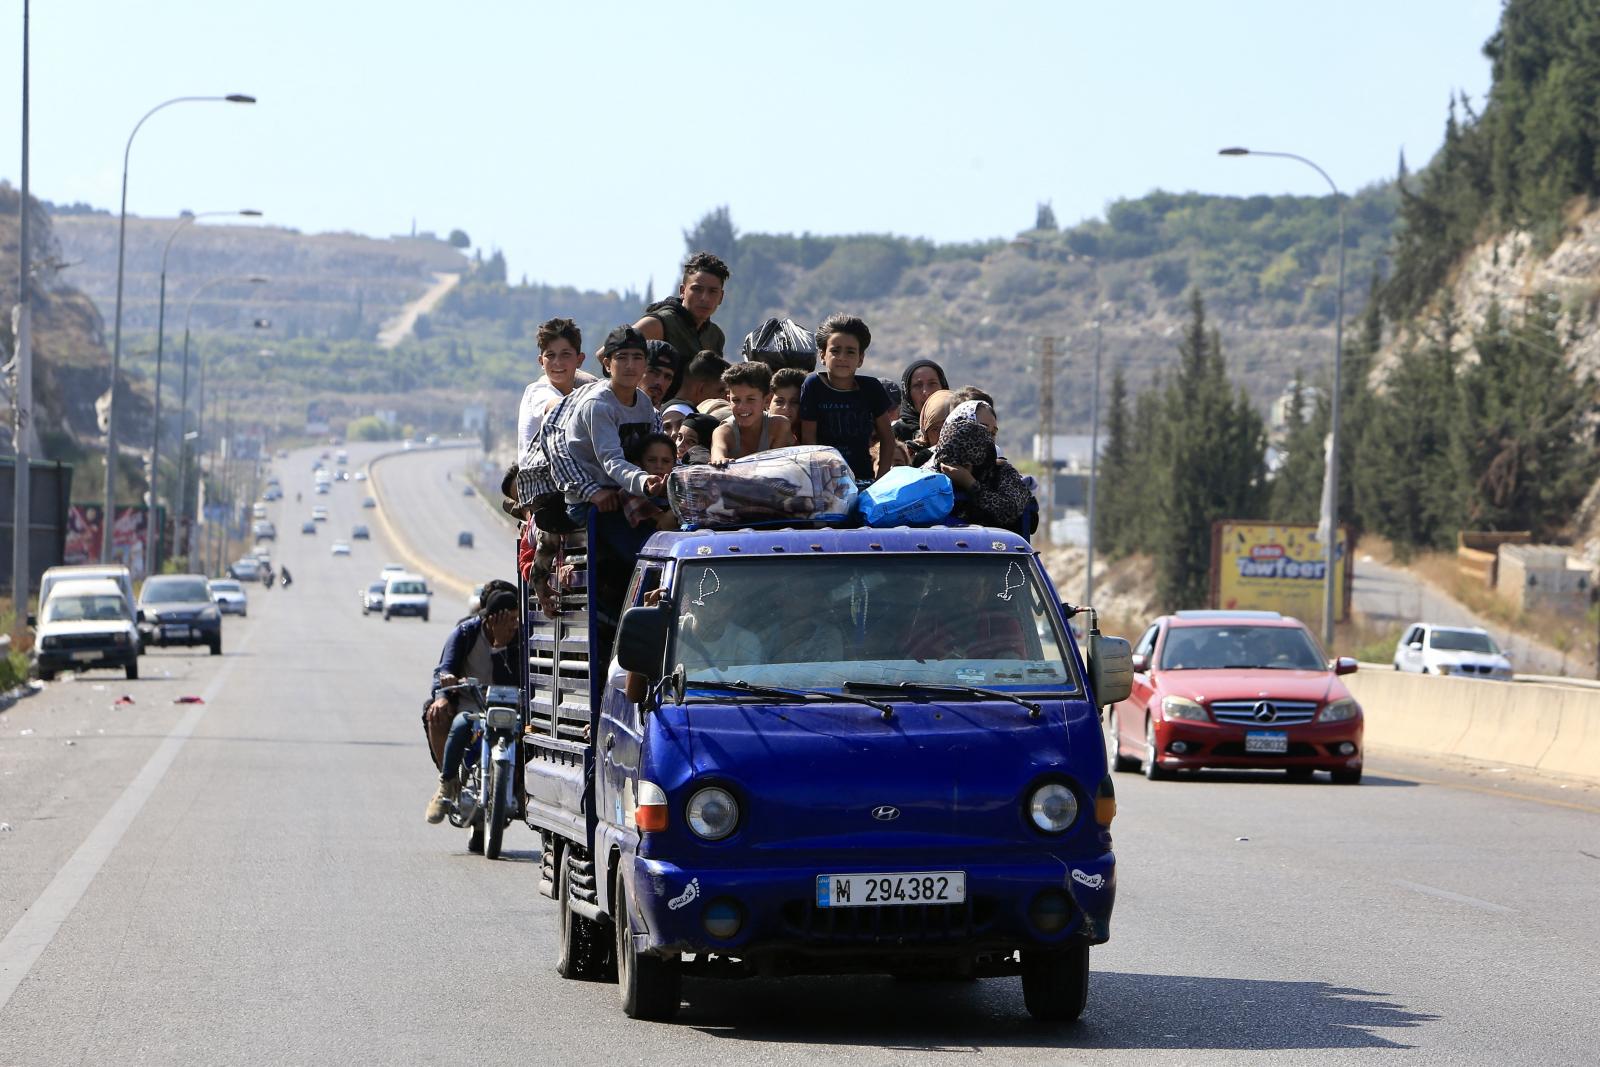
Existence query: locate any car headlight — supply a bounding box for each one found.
[1028,782,1080,834]
[1161,696,1208,721]
[686,786,740,841]
[1319,698,1359,722]
[1434,663,1454,676]
[200,606,220,621]
[39,636,56,650]
[112,632,128,646]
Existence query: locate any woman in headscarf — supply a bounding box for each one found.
[907,389,956,467]
[892,359,950,442]
[924,405,1034,534]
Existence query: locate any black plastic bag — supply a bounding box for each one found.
[739,317,817,373]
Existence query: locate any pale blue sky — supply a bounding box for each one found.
[1,1,1501,294]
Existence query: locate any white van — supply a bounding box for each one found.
[382,573,431,622]
[40,564,136,619]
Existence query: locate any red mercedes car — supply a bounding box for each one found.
[1107,610,1364,784]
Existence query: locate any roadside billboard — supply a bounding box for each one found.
[1210,521,1350,624]
[63,505,154,580]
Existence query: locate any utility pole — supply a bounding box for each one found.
[1085,321,1103,606]
[1038,335,1057,539]
[12,0,32,613]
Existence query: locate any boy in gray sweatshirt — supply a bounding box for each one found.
[548,325,667,518]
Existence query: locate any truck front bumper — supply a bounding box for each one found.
[623,849,1115,966]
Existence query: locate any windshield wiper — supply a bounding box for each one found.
[842,680,1044,719]
[683,679,896,720]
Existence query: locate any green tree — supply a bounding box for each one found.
[1271,370,1324,523]
[447,229,471,249]
[1153,291,1268,608]
[1093,367,1131,556]
[1034,201,1058,232]
[1460,294,1598,533]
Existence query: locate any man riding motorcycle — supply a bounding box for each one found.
[424,585,522,822]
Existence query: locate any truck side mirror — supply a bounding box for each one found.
[1089,634,1134,706]
[617,604,670,681]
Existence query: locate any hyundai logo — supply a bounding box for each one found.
[1252,701,1278,723]
[871,805,901,822]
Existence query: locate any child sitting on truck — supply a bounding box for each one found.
[768,366,805,428]
[623,432,680,531]
[798,314,898,482]
[711,362,793,461]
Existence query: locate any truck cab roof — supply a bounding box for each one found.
[641,524,1036,561]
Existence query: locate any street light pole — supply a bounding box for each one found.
[12,0,32,614]
[148,210,261,573]
[100,92,255,565]
[1085,320,1103,606]
[1220,147,1346,649]
[176,274,267,567]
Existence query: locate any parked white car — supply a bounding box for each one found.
[1393,623,1513,679]
[33,578,141,681]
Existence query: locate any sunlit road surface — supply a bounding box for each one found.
[2,444,1597,1066]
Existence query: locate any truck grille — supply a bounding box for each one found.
[1209,699,1318,726]
[779,896,996,945]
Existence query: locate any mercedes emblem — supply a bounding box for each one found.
[1252,701,1278,723]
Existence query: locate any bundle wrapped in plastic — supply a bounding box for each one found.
[668,445,858,529]
[739,317,818,373]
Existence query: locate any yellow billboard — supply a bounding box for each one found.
[1210,521,1349,623]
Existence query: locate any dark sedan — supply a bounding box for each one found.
[138,574,223,655]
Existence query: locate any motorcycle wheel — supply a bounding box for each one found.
[485,758,512,860]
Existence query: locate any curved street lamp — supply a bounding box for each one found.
[176,274,269,562]
[100,92,255,564]
[1219,147,1346,650]
[147,209,262,571]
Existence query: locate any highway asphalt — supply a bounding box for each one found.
[2,444,1598,1065]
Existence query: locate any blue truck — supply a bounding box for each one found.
[521,520,1132,1022]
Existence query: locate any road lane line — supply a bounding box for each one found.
[1392,879,1515,914]
[0,642,247,1014]
[366,447,474,599]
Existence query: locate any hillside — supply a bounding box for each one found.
[48,211,467,340]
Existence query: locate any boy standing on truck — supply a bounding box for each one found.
[798,314,898,482]
[517,318,595,460]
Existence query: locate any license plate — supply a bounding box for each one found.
[163,625,190,639]
[70,651,99,662]
[1245,730,1289,754]
[816,871,966,908]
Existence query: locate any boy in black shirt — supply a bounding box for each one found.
[797,314,897,481]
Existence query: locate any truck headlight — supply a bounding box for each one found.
[1319,698,1359,722]
[686,786,740,841]
[1028,782,1079,834]
[1161,696,1208,721]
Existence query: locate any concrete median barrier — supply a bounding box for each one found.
[1344,668,1600,784]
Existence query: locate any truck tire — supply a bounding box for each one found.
[484,759,511,860]
[1107,711,1138,773]
[556,855,607,980]
[1020,941,1089,1022]
[614,873,681,1020]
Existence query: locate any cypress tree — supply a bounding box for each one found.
[1094,367,1132,557]
[1272,370,1324,523]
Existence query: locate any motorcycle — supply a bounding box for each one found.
[435,678,523,859]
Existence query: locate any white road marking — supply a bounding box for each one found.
[1392,878,1516,914]
[0,645,245,1014]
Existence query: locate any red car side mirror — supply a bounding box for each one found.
[1332,656,1359,675]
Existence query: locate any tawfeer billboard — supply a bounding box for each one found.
[1210,521,1350,623]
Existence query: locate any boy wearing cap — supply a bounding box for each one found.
[549,325,668,516]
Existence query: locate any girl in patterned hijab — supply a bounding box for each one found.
[927,415,1033,534]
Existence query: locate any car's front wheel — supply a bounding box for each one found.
[1108,710,1138,773]
[1141,718,1170,781]
[1332,767,1363,785]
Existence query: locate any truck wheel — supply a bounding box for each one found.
[614,873,681,1020]
[484,760,511,860]
[1107,710,1138,773]
[125,659,139,681]
[1020,942,1089,1022]
[556,855,607,980]
[1331,767,1363,785]
[1141,719,1170,781]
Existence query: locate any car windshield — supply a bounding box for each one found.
[670,556,1076,693]
[1158,625,1325,671]
[142,577,211,603]
[368,582,385,594]
[1430,629,1500,653]
[390,581,426,595]
[210,582,242,593]
[45,594,129,623]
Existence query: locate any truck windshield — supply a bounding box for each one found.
[671,556,1075,692]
